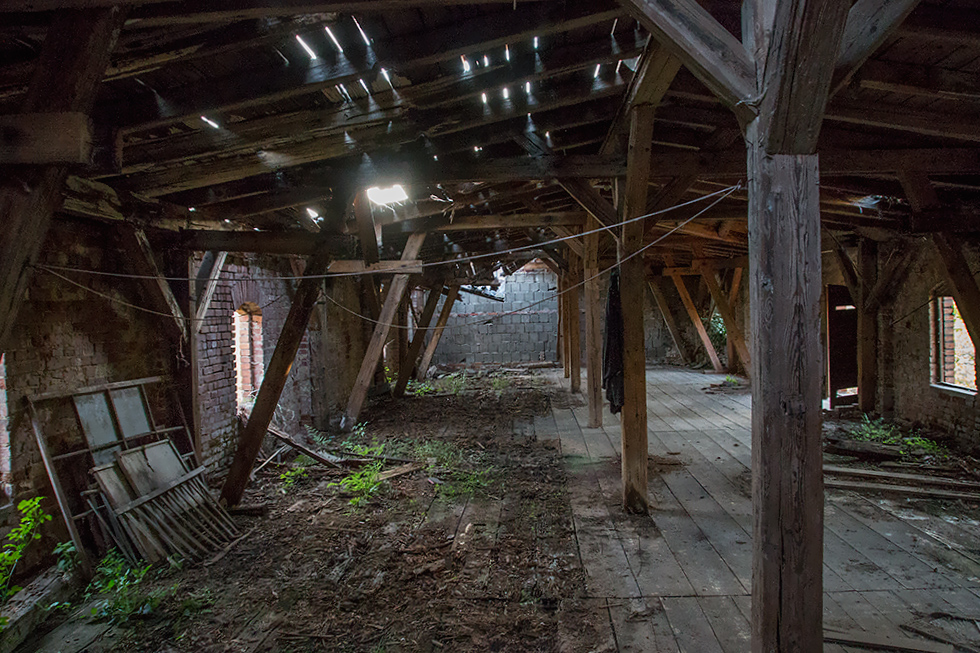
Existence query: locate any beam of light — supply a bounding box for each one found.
[433,155,438,160]
[337,83,351,101]
[533,36,539,50]
[359,78,371,94]
[483,54,489,66]
[525,81,531,93]
[461,55,471,73]
[502,87,509,99]
[380,67,394,89]
[594,63,601,79]
[610,18,618,35]
[366,184,408,205]
[352,16,371,46]
[324,25,344,53]
[306,207,319,218]
[481,92,488,104]
[201,116,220,129]
[295,35,317,60]
[505,44,510,61]
[188,207,196,212]
[616,59,623,74]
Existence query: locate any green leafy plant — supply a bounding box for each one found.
[406,380,436,397]
[54,540,78,574]
[353,421,369,439]
[279,466,309,492]
[490,376,510,397]
[703,311,727,354]
[441,467,496,498]
[329,460,384,508]
[439,372,467,395]
[850,415,949,459]
[0,496,53,603]
[306,425,333,448]
[723,375,740,387]
[86,550,170,622]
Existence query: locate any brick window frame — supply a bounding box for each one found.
[233,303,264,409]
[931,295,977,392]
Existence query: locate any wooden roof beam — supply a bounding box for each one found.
[618,0,757,126]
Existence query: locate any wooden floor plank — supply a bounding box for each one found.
[662,595,726,653]
[698,595,751,653]
[608,597,680,653]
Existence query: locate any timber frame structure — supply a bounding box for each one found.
[3,1,980,650]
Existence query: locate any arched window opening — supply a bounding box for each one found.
[233,304,264,410]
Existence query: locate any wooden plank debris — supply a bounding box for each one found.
[824,479,980,502]
[824,627,953,652]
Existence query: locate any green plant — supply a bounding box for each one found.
[86,550,170,622]
[723,375,740,387]
[440,372,467,395]
[703,311,727,353]
[353,421,369,439]
[0,496,53,603]
[177,587,215,617]
[406,380,435,397]
[306,425,333,448]
[850,415,950,459]
[490,376,510,396]
[329,460,384,508]
[54,541,78,574]
[441,467,496,498]
[279,466,309,492]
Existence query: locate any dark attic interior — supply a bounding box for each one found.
[5,0,980,651]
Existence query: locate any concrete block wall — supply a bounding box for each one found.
[429,263,678,367]
[882,237,980,452]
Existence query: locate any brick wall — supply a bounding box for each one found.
[428,264,677,367]
[881,237,980,452]
[192,254,321,473]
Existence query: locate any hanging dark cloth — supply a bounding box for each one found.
[603,269,625,414]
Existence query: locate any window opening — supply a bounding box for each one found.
[932,295,977,391]
[234,304,264,410]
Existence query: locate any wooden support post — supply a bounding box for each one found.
[703,270,751,370]
[0,8,126,352]
[620,104,655,514]
[354,192,382,321]
[417,284,460,380]
[567,251,582,394]
[857,239,878,413]
[393,284,443,397]
[648,278,691,364]
[343,233,426,427]
[670,273,724,372]
[584,219,603,427]
[220,245,331,507]
[560,275,570,378]
[726,267,744,373]
[395,293,409,380]
[745,1,849,649]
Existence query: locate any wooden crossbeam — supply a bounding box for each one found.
[436,213,586,232]
[857,239,878,413]
[567,252,582,394]
[600,41,682,156]
[193,251,228,334]
[933,233,980,350]
[393,284,443,398]
[0,112,94,164]
[702,270,750,369]
[830,239,861,305]
[669,272,723,371]
[219,245,332,506]
[648,278,690,364]
[0,7,126,353]
[416,284,460,380]
[830,0,923,96]
[618,0,756,125]
[178,231,344,256]
[118,226,188,342]
[343,232,427,427]
[863,244,919,313]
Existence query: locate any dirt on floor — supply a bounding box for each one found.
[24,368,611,653]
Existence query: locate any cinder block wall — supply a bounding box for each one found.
[882,238,980,452]
[429,263,677,367]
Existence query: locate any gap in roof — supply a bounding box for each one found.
[324,25,344,53]
[295,35,317,60]
[351,16,371,47]
[367,185,408,205]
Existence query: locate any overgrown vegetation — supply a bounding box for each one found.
[437,371,468,395]
[850,414,950,459]
[279,466,309,493]
[84,550,175,622]
[329,460,385,508]
[406,379,436,396]
[704,311,727,354]
[0,496,52,607]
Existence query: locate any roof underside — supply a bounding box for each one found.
[2,0,980,277]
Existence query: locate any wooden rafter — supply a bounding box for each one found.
[392,284,443,398]
[416,284,460,380]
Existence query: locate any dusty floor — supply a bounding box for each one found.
[22,365,980,653]
[27,368,608,653]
